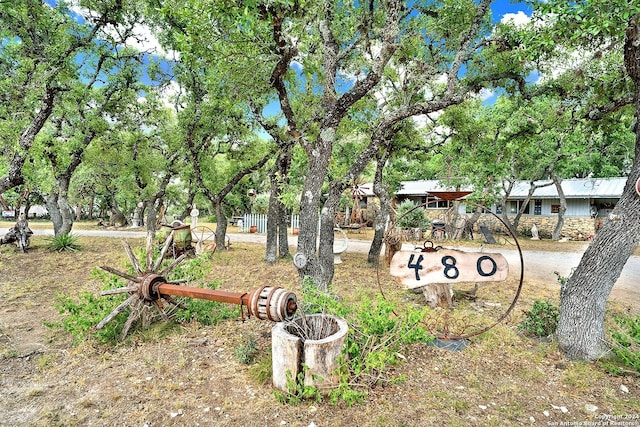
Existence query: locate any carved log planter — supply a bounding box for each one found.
[272,314,348,393]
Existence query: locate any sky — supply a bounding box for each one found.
[491,0,532,25]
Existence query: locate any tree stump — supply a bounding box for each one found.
[272,314,348,393]
[422,284,453,308]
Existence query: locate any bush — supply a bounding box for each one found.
[518,300,559,338]
[606,315,640,375]
[47,233,81,252]
[396,200,430,231]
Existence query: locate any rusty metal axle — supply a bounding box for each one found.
[138,273,297,322]
[96,234,298,339]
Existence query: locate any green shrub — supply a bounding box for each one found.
[234,334,259,365]
[396,200,430,231]
[518,300,559,338]
[47,233,81,252]
[45,268,128,344]
[606,315,640,375]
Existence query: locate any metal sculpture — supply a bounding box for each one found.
[96,231,297,339]
[384,197,524,340]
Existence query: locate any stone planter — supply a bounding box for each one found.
[272,314,348,393]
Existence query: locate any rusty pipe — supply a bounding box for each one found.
[139,274,297,322]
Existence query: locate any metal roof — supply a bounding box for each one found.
[394,177,627,199]
[508,177,627,199]
[396,180,474,196]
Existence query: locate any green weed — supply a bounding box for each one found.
[603,314,640,375]
[518,300,559,338]
[234,334,259,365]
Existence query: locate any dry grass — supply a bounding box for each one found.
[0,234,638,426]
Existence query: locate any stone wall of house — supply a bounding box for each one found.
[422,208,598,240]
[474,215,597,240]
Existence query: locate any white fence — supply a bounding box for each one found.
[237,214,301,233]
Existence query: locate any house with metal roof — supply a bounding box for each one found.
[395,180,473,213]
[392,177,628,239]
[504,177,626,218]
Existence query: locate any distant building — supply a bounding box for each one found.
[504,177,625,218]
[391,177,628,239]
[395,180,473,215]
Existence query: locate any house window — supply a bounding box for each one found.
[509,200,530,214]
[534,199,542,215]
[426,196,451,209]
[551,204,560,214]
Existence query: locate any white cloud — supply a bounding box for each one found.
[159,80,182,109]
[478,88,494,101]
[501,11,531,27]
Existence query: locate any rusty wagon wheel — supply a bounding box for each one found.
[96,231,297,340]
[96,232,190,340]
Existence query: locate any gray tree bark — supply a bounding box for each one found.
[551,173,567,241]
[557,16,640,359]
[368,145,391,265]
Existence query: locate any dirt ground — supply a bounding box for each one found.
[1,233,639,427]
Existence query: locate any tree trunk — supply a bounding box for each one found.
[56,192,74,236]
[45,193,63,235]
[23,193,32,220]
[368,202,389,265]
[145,201,157,236]
[45,176,74,236]
[368,146,391,265]
[265,185,280,264]
[278,202,290,259]
[266,143,293,263]
[88,194,95,220]
[214,201,228,250]
[551,174,567,240]
[296,142,332,289]
[557,14,640,360]
[557,170,640,359]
